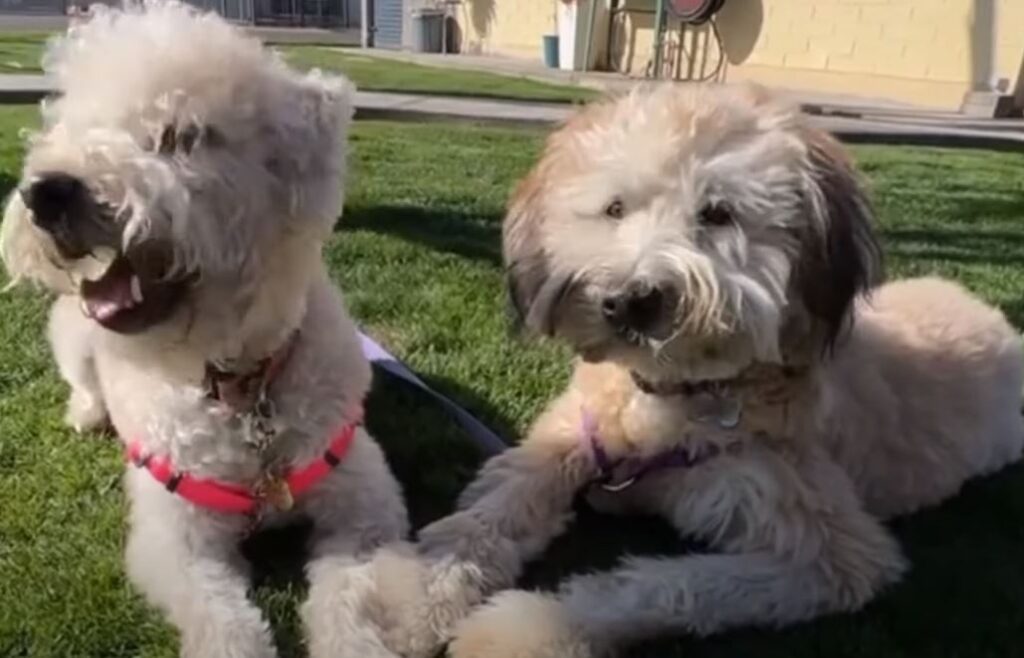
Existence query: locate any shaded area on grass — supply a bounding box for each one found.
[342,203,502,266]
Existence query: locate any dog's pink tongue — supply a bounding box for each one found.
[80,258,137,322]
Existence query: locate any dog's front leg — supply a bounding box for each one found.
[50,295,108,433]
[448,450,908,658]
[373,435,595,658]
[125,474,274,658]
[300,433,409,658]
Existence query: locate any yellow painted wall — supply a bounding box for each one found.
[719,0,1024,108]
[457,0,558,58]
[460,0,1024,109]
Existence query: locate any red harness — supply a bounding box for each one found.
[125,334,364,515]
[126,412,362,515]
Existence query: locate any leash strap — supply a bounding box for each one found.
[358,332,507,456]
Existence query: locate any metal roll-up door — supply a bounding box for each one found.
[374,0,402,48]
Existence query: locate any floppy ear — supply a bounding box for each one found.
[502,169,560,335]
[269,68,355,227]
[299,68,356,141]
[794,127,883,351]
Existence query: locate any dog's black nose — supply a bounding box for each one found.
[21,173,85,229]
[602,281,668,334]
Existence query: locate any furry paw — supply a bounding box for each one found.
[368,546,486,658]
[303,554,403,658]
[449,591,597,658]
[64,390,109,434]
[180,617,277,658]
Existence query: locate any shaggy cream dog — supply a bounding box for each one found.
[1,4,405,657]
[358,84,1024,658]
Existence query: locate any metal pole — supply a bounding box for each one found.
[361,0,371,47]
[651,0,666,78]
[970,0,997,92]
[605,0,619,71]
[1014,47,1024,112]
[441,2,448,54]
[581,0,598,73]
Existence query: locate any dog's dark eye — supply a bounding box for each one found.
[155,124,224,155]
[158,124,176,154]
[698,202,733,227]
[178,124,200,154]
[605,199,625,219]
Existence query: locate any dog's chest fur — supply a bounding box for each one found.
[95,278,370,483]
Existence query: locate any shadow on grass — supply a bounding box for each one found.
[520,502,690,592]
[939,190,1024,222]
[883,226,1024,268]
[0,172,19,198]
[369,365,513,528]
[513,461,1024,658]
[340,203,503,266]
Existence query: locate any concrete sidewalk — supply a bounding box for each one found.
[341,48,1024,148]
[339,48,966,114]
[0,73,1021,149]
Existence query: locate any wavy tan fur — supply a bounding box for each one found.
[361,84,1024,658]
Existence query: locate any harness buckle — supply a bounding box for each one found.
[256,473,294,512]
[599,476,638,493]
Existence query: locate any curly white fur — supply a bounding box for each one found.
[1,4,408,657]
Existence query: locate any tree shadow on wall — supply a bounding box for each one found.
[461,0,496,53]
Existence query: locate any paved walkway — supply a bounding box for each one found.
[343,47,1009,115]
[0,74,1021,148]
[345,48,1024,147]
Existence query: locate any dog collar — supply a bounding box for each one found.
[629,364,804,398]
[630,371,733,397]
[204,331,300,413]
[581,407,741,493]
[125,406,363,515]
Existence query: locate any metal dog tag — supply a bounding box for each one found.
[688,390,743,429]
[258,474,294,512]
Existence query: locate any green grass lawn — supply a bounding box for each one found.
[0,31,595,103]
[0,32,52,73]
[1,104,1024,657]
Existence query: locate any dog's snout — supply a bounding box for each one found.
[20,173,97,260]
[22,173,86,228]
[602,281,675,335]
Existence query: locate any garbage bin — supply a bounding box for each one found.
[411,9,445,53]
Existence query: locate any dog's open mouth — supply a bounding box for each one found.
[79,253,189,333]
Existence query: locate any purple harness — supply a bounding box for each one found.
[582,408,740,492]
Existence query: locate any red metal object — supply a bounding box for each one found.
[668,0,725,24]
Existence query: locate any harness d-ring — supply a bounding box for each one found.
[599,476,638,493]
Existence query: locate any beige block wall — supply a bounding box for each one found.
[463,0,1024,110]
[457,0,558,58]
[732,0,1024,108]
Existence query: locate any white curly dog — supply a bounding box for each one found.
[1,4,407,657]
[354,84,1024,658]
